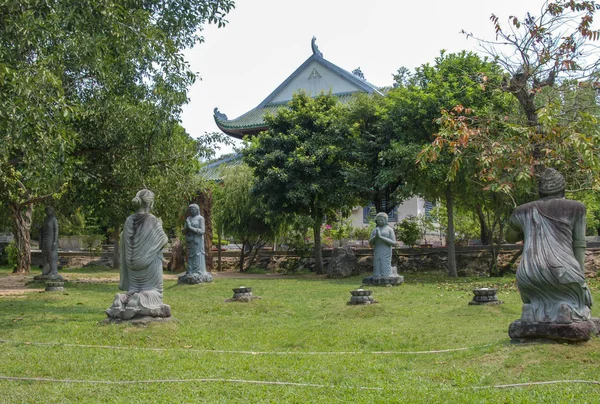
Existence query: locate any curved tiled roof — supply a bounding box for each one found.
[214,47,383,140]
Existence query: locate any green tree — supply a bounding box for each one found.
[466,0,600,173]
[213,164,279,272]
[381,51,511,277]
[244,91,358,274]
[345,93,400,213]
[0,0,234,273]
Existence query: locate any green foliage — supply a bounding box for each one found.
[279,215,313,258]
[395,216,420,247]
[244,91,359,273]
[431,206,480,245]
[4,240,18,269]
[0,0,235,272]
[81,234,104,257]
[322,215,353,246]
[351,224,373,246]
[213,164,278,270]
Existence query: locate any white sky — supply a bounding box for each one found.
[181,0,544,156]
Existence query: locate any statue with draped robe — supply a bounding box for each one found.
[506,168,596,341]
[106,189,171,321]
[178,203,213,284]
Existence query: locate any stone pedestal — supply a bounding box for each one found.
[45,280,65,292]
[347,289,377,305]
[468,288,503,305]
[225,286,259,302]
[362,275,404,286]
[34,273,63,282]
[509,318,600,343]
[178,272,213,284]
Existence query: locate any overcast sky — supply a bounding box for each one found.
[181,0,543,156]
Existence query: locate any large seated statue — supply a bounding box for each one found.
[506,168,596,342]
[362,212,403,286]
[178,203,213,284]
[106,189,171,321]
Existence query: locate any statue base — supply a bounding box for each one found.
[362,275,404,286]
[45,281,65,292]
[102,316,175,325]
[34,273,63,281]
[225,286,260,302]
[105,292,171,320]
[178,272,213,284]
[509,318,600,343]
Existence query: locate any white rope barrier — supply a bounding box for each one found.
[0,375,599,391]
[0,339,482,355]
[0,375,386,390]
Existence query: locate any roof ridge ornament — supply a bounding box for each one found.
[213,107,228,121]
[311,36,323,57]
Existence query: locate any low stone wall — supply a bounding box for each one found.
[25,245,600,277]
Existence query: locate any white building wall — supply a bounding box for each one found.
[271,61,361,103]
[349,196,425,229]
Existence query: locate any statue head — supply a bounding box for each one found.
[132,189,155,212]
[538,168,565,198]
[188,204,200,216]
[375,212,389,226]
[45,206,55,216]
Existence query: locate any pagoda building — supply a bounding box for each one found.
[210,38,432,241]
[213,37,382,139]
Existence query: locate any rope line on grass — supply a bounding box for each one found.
[1,375,599,391]
[474,380,600,389]
[0,339,481,355]
[0,375,385,390]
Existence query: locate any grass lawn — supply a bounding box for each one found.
[1,265,600,403]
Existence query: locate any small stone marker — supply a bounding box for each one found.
[225,286,260,302]
[347,289,377,305]
[469,288,503,305]
[45,280,65,292]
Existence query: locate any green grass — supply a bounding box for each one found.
[1,265,600,402]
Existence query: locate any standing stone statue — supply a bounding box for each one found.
[105,189,171,322]
[363,212,403,286]
[178,203,213,284]
[506,168,596,342]
[34,206,62,281]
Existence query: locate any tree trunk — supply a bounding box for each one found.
[168,238,185,272]
[475,205,491,245]
[313,213,324,274]
[217,230,222,272]
[238,241,247,272]
[445,186,457,277]
[193,189,213,272]
[112,226,120,269]
[10,202,33,274]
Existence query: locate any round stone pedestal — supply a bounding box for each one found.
[226,286,259,302]
[469,288,503,305]
[178,272,213,284]
[348,289,377,305]
[45,281,65,292]
[362,275,404,286]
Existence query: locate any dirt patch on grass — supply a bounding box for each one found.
[0,270,321,297]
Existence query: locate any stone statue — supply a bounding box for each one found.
[35,206,62,281]
[106,189,171,321]
[506,168,596,341]
[178,204,213,284]
[363,212,403,286]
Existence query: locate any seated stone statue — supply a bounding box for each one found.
[363,212,403,286]
[35,206,62,281]
[178,203,213,284]
[506,168,595,341]
[106,189,171,321]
